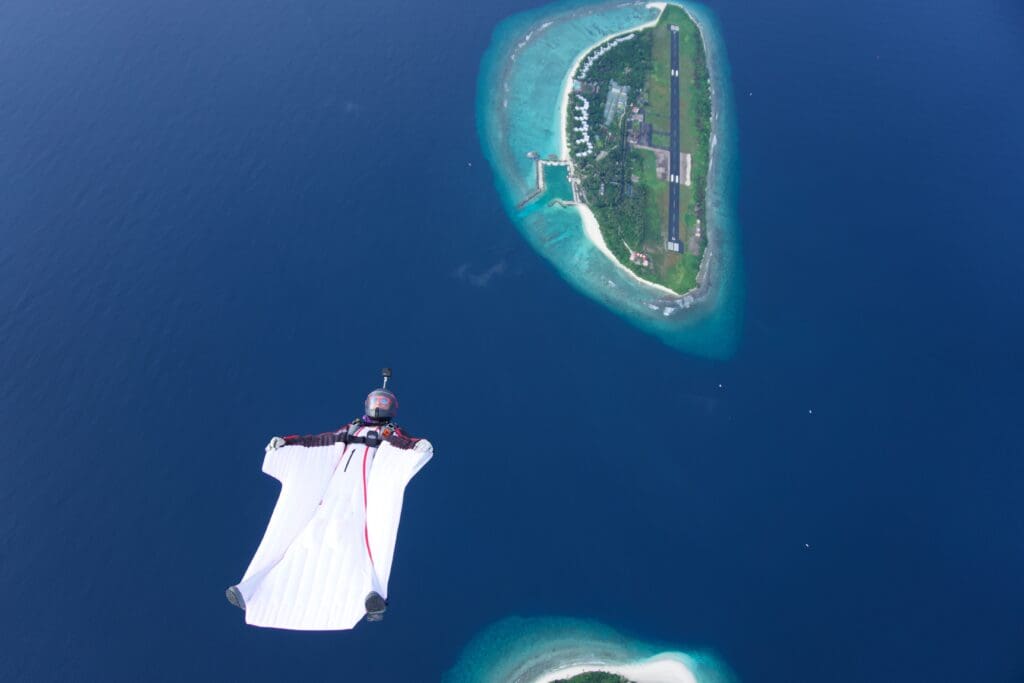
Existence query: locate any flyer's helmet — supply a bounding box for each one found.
[365,389,398,421]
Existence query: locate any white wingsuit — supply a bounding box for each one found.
[232,424,433,630]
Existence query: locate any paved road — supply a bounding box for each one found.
[667,25,682,253]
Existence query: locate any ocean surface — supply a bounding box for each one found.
[2,0,1023,681]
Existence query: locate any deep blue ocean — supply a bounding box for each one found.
[2,0,1023,681]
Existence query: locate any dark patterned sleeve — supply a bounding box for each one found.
[283,426,348,448]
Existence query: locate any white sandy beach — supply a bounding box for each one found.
[530,653,698,683]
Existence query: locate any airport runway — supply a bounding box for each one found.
[667,25,682,253]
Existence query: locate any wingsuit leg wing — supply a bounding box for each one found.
[235,443,344,608]
[365,438,433,598]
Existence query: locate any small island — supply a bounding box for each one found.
[478,0,739,355]
[564,4,711,294]
[536,655,699,683]
[553,673,632,683]
[444,616,729,683]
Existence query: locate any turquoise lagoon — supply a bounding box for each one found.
[443,617,735,683]
[477,1,742,358]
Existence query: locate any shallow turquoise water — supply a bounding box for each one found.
[443,617,736,683]
[541,164,576,204]
[477,1,742,358]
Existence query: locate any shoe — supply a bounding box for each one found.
[365,591,386,621]
[226,585,246,611]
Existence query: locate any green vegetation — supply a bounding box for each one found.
[579,32,653,92]
[552,672,633,683]
[565,5,712,295]
[578,124,651,254]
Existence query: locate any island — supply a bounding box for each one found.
[443,617,732,683]
[477,1,740,357]
[553,673,632,683]
[535,655,699,683]
[557,671,626,683]
[563,5,711,294]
